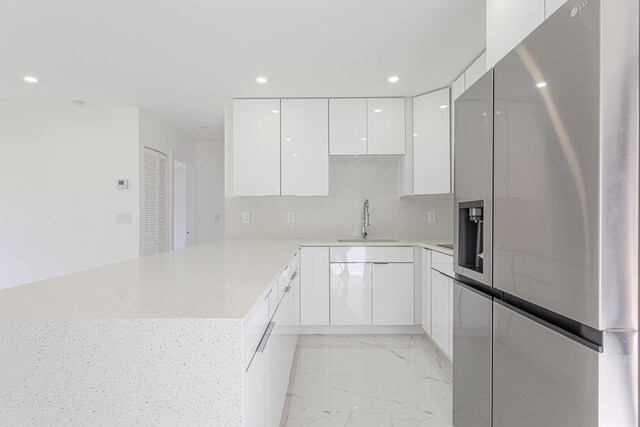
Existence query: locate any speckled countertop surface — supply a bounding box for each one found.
[0,238,452,321]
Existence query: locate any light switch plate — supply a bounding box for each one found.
[427,211,436,223]
[242,212,250,223]
[287,211,295,223]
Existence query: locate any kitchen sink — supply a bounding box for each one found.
[337,239,398,243]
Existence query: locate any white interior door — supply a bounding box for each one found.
[144,147,169,256]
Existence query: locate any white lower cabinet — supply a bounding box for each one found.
[265,292,295,427]
[330,262,372,325]
[244,349,265,427]
[300,247,329,325]
[431,269,453,359]
[421,249,432,335]
[245,256,300,427]
[329,259,415,326]
[372,263,414,325]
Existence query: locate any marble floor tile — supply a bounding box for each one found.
[281,334,452,427]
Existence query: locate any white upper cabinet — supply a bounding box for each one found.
[367,98,406,155]
[545,0,566,18]
[487,0,545,68]
[464,52,487,89]
[232,99,281,196]
[413,88,451,195]
[329,98,367,155]
[451,74,465,190]
[281,99,329,196]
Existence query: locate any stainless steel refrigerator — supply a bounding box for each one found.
[453,1,639,426]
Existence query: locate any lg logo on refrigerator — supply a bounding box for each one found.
[571,0,588,18]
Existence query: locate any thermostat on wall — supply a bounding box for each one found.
[116,179,129,190]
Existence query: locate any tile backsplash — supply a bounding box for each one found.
[225,157,453,240]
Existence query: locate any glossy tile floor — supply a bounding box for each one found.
[281,335,452,427]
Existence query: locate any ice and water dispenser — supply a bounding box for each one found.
[458,201,484,273]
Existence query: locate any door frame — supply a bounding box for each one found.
[170,148,196,249]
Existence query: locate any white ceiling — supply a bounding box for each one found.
[0,0,485,142]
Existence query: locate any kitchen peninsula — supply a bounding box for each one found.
[0,239,452,425]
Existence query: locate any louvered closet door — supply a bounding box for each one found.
[144,147,169,256]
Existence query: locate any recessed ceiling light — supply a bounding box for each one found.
[24,75,39,83]
[272,110,279,114]
[72,100,85,107]
[373,109,382,113]
[285,138,292,141]
[536,81,547,88]
[413,133,419,137]
[439,105,448,109]
[360,137,367,141]
[256,77,268,84]
[388,76,399,83]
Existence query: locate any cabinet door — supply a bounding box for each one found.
[421,249,432,335]
[300,247,330,325]
[367,98,405,155]
[232,99,281,196]
[431,269,452,359]
[265,300,294,427]
[413,88,451,195]
[292,269,301,329]
[329,98,367,155]
[281,99,329,196]
[448,276,454,357]
[330,263,372,325]
[263,322,281,427]
[451,74,465,191]
[372,263,414,325]
[244,350,265,427]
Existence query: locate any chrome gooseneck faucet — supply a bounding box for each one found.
[361,199,370,239]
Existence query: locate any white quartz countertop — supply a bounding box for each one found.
[0,240,301,321]
[0,238,452,321]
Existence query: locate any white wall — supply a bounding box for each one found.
[486,0,566,68]
[138,110,195,253]
[0,106,140,289]
[195,142,224,242]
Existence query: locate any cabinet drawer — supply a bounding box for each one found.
[432,251,454,278]
[243,293,270,369]
[330,246,414,263]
